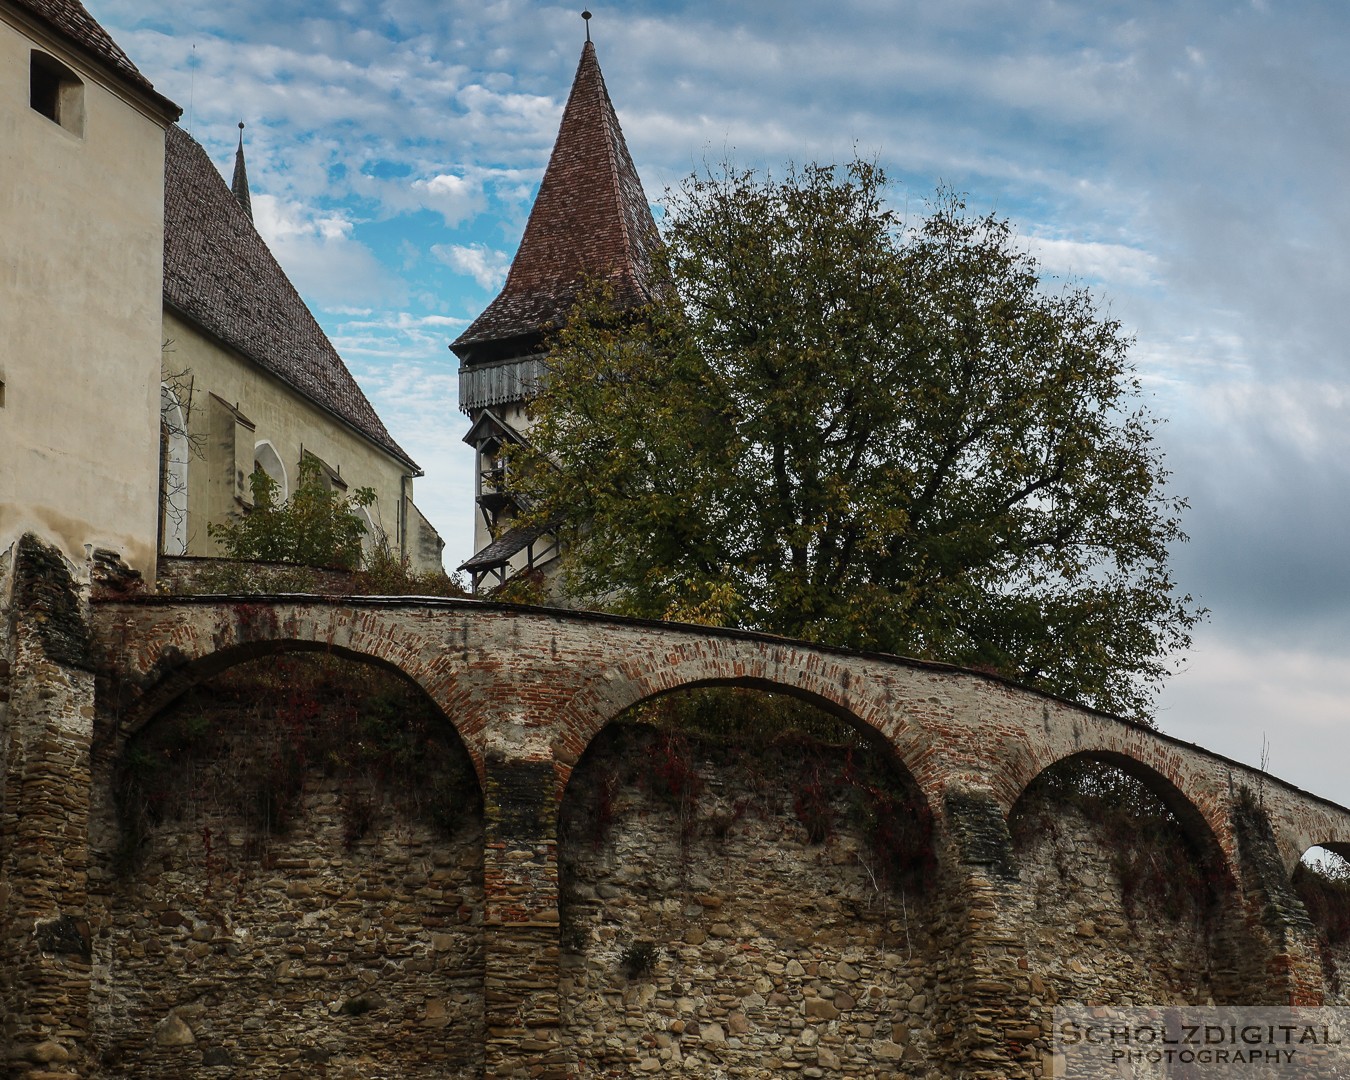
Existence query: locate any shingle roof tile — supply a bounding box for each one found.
[163,125,416,471]
[452,41,661,355]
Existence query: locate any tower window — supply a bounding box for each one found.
[30,52,84,136]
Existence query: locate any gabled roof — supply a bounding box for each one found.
[162,124,417,472]
[8,0,179,118]
[462,408,528,449]
[452,40,661,357]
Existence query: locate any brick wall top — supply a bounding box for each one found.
[91,594,1350,872]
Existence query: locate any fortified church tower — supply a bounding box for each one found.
[452,22,662,592]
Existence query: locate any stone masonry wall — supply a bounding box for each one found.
[1011,789,1242,1011]
[84,656,486,1078]
[9,573,1350,1076]
[557,722,946,1078]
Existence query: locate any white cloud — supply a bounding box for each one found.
[410,173,484,225]
[431,243,510,290]
[1157,633,1350,807]
[1024,236,1159,288]
[250,194,403,309]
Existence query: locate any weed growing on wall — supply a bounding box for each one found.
[114,654,481,873]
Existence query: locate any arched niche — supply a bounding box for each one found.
[1009,751,1244,1007]
[252,439,288,501]
[87,650,485,1076]
[1293,845,1350,1003]
[555,682,942,1073]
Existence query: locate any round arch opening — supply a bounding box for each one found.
[555,682,940,1072]
[89,650,485,1074]
[1294,844,1350,1001]
[1009,751,1243,1007]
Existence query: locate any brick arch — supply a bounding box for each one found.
[103,604,485,777]
[548,641,941,817]
[1007,748,1233,885]
[1280,825,1350,878]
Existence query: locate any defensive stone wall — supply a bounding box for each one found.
[5,534,1350,1078]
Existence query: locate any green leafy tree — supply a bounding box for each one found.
[209,455,376,571]
[512,161,1202,720]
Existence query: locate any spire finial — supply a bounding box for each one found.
[231,120,253,221]
[582,9,591,42]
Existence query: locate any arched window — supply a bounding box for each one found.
[253,441,288,502]
[159,385,190,555]
[30,51,84,136]
[359,506,386,558]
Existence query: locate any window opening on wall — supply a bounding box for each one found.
[253,440,288,502]
[30,51,84,136]
[159,385,190,555]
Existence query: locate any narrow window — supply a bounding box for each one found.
[30,52,84,136]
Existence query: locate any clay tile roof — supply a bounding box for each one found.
[162,124,417,471]
[452,40,661,355]
[9,0,178,116]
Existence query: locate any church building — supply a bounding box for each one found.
[1,0,444,581]
[453,32,662,593]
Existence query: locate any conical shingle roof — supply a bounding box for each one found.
[231,122,253,221]
[452,41,661,359]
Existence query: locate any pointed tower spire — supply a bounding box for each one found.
[451,36,661,363]
[231,121,253,221]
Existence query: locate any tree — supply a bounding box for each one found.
[511,161,1201,720]
[209,455,375,571]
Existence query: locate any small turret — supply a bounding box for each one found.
[454,20,662,592]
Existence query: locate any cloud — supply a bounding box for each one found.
[409,173,484,225]
[1156,631,1350,807]
[431,243,510,290]
[250,194,404,309]
[86,0,1350,805]
[1024,236,1159,288]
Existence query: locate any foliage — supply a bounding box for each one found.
[176,542,469,598]
[208,455,376,571]
[511,159,1202,720]
[619,940,662,979]
[349,539,470,597]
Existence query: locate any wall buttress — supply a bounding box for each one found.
[482,754,566,1079]
[935,786,1039,1079]
[1,536,96,1078]
[1232,797,1328,1005]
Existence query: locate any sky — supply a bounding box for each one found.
[85,0,1350,814]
